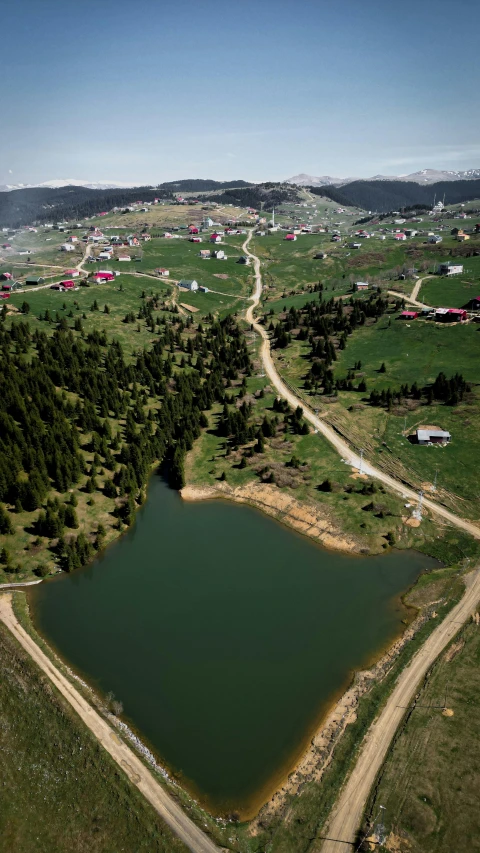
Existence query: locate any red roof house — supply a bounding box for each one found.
[210,233,222,243]
[92,272,115,283]
[285,233,297,241]
[400,310,418,319]
[447,308,467,321]
[188,226,199,234]
[1,272,12,280]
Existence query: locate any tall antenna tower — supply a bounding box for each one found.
[272,207,275,228]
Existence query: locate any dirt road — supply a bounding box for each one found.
[387,274,433,309]
[318,566,480,850]
[242,231,480,541]
[0,594,221,853]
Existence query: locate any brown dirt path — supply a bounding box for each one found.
[0,594,221,853]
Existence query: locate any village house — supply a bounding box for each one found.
[0,272,13,280]
[199,250,211,259]
[141,234,151,241]
[179,279,199,291]
[469,296,480,310]
[355,281,369,291]
[67,235,78,242]
[118,256,131,262]
[61,243,75,252]
[439,263,464,276]
[92,272,115,283]
[428,235,442,243]
[155,268,169,277]
[433,307,467,322]
[416,428,451,445]
[457,232,470,242]
[63,269,80,278]
[60,280,76,290]
[394,233,407,241]
[210,233,222,243]
[189,236,202,243]
[400,310,418,320]
[203,217,214,228]
[212,250,226,260]
[285,233,297,241]
[25,276,44,285]
[237,256,250,265]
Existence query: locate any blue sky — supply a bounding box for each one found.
[2,0,479,185]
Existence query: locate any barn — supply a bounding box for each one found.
[416,429,451,445]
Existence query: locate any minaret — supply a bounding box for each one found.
[272,207,275,227]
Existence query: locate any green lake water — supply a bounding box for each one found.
[29,476,437,816]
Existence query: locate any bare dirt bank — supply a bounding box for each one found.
[181,482,363,555]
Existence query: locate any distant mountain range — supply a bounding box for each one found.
[287,168,480,187]
[0,179,136,193]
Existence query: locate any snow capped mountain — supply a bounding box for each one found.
[287,173,357,187]
[0,179,139,192]
[286,168,480,187]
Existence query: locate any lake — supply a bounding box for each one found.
[29,476,436,817]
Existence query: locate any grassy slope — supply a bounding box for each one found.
[0,618,188,853]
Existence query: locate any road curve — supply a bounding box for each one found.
[318,567,480,850]
[0,594,221,853]
[242,231,480,541]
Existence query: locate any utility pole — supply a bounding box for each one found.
[413,489,424,521]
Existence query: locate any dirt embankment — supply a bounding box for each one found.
[181,482,362,554]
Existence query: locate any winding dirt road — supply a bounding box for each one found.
[242,229,480,848]
[242,232,480,541]
[0,594,220,853]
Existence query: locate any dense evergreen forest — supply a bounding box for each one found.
[201,183,301,211]
[310,179,480,213]
[158,179,251,192]
[0,309,257,575]
[0,180,254,228]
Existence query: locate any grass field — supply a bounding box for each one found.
[363,618,480,853]
[0,616,188,853]
[420,257,480,307]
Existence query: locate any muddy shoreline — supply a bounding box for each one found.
[181,481,366,555]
